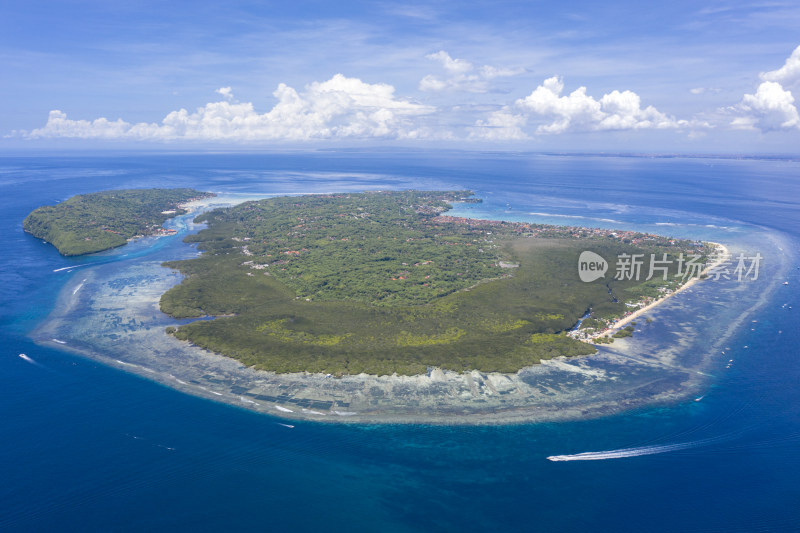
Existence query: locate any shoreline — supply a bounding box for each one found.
[586,241,731,341]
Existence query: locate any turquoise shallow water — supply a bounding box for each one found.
[1,152,799,531]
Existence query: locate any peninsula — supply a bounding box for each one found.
[24,188,213,256]
[157,190,711,375]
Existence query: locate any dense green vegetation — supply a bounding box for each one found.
[160,190,707,375]
[181,191,503,305]
[24,188,212,255]
[612,326,635,338]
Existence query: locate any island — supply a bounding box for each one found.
[28,187,744,423]
[23,188,213,256]
[156,190,712,376]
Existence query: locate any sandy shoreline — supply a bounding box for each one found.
[588,242,731,340]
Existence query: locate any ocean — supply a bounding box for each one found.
[1,151,799,532]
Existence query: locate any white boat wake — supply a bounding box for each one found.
[53,264,92,273]
[547,440,709,461]
[18,354,44,368]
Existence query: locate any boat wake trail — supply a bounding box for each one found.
[18,353,45,369]
[53,264,91,273]
[547,436,724,462]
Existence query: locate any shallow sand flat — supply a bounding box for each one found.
[31,204,790,425]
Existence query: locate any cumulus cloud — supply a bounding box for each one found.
[427,50,473,75]
[471,111,528,141]
[474,76,695,138]
[731,81,799,131]
[731,45,800,132]
[27,74,435,142]
[760,45,800,85]
[419,51,519,93]
[215,86,234,100]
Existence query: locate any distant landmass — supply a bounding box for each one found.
[23,188,213,255]
[156,190,706,375]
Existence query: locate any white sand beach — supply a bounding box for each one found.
[590,242,731,340]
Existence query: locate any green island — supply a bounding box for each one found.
[158,190,710,376]
[23,188,213,255]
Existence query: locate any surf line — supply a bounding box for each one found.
[547,440,705,461]
[72,279,87,295]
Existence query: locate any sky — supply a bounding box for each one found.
[2,0,799,154]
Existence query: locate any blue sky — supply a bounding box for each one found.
[2,0,799,153]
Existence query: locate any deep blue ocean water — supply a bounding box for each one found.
[1,151,799,532]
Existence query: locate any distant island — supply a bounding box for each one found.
[23,188,213,256]
[155,190,710,376]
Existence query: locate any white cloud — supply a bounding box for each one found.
[28,111,160,139]
[418,75,448,92]
[731,81,799,131]
[215,86,234,100]
[27,74,436,142]
[473,76,694,138]
[731,46,800,132]
[760,45,800,86]
[419,51,519,93]
[427,50,473,75]
[690,87,721,95]
[472,111,528,140]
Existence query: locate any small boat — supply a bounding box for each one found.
[18,354,38,365]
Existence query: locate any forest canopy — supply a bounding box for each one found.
[160,190,706,376]
[24,188,212,256]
